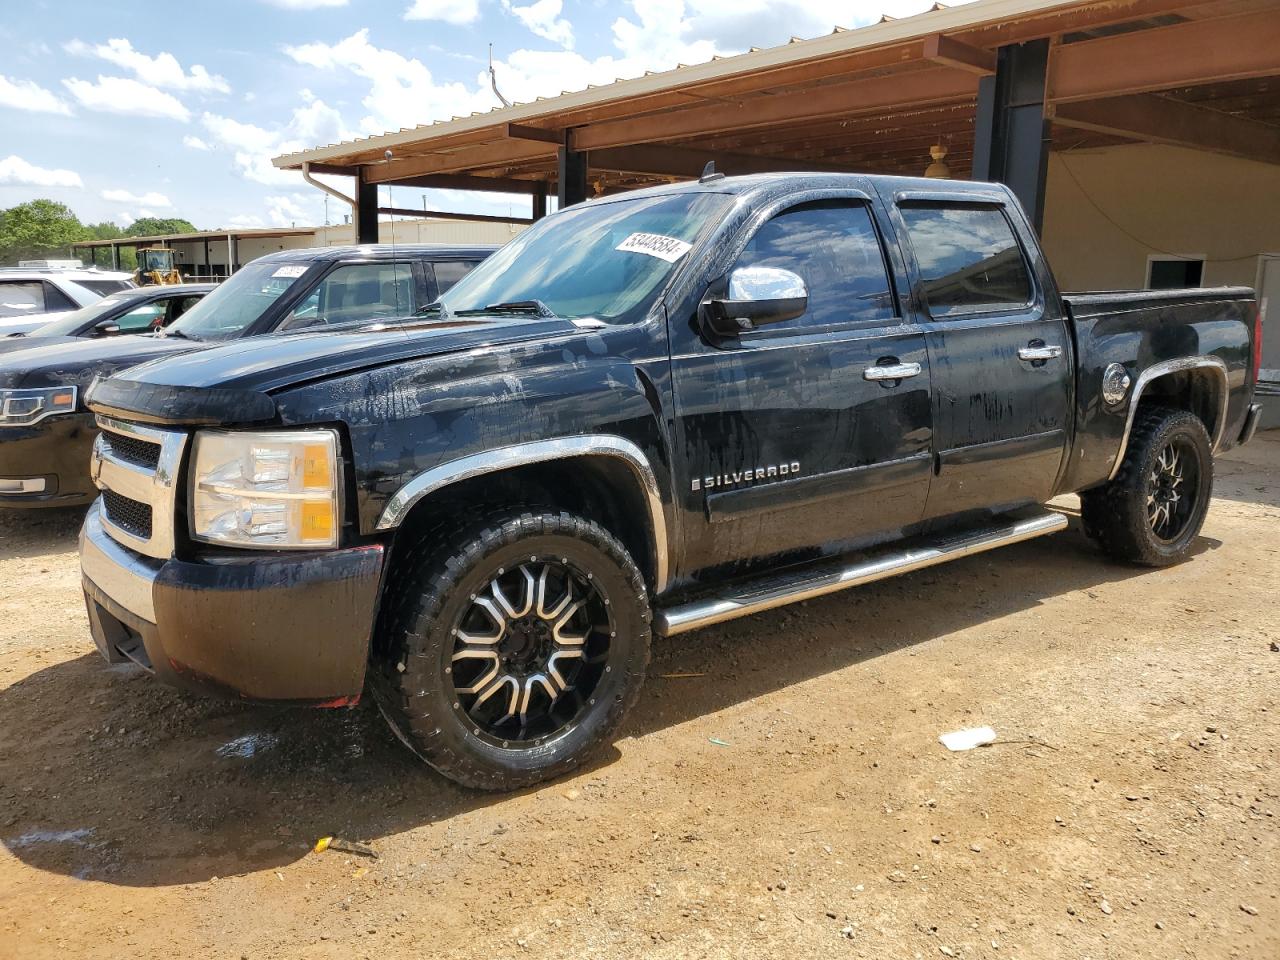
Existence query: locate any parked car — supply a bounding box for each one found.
[0,283,213,352]
[0,267,136,335]
[78,173,1262,790]
[0,245,493,507]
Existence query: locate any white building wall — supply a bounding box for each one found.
[1042,143,1280,291]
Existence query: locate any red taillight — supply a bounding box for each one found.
[1254,306,1264,380]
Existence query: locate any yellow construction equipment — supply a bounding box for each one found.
[133,247,182,286]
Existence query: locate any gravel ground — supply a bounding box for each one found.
[1,434,1277,960]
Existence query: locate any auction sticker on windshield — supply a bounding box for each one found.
[615,232,693,263]
[272,265,308,279]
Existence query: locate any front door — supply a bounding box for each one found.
[668,193,934,580]
[885,194,1072,517]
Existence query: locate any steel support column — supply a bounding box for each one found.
[972,39,1050,232]
[356,177,379,244]
[557,146,588,208]
[532,181,548,220]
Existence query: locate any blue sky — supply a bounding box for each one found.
[0,0,957,230]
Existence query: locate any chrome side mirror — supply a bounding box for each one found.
[703,266,808,336]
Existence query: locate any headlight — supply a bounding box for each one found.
[0,386,77,426]
[190,429,342,549]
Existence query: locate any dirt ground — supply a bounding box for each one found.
[1,437,1277,960]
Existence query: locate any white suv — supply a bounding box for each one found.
[0,267,136,335]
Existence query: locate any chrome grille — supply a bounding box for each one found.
[92,416,188,559]
[102,490,153,539]
[101,431,161,470]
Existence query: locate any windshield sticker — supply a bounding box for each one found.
[272,265,308,279]
[615,232,693,263]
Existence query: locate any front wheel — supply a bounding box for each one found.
[1080,406,1214,566]
[370,509,651,790]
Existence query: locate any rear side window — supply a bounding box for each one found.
[899,203,1032,314]
[0,281,46,317]
[731,200,895,329]
[42,281,78,312]
[432,260,480,295]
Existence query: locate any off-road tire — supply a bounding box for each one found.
[1079,406,1213,567]
[369,509,651,790]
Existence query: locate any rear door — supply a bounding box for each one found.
[669,192,934,575]
[884,191,1071,516]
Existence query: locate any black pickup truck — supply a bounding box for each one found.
[0,245,492,508]
[79,173,1263,790]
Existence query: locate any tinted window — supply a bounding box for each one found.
[900,203,1032,313]
[0,281,45,318]
[79,279,134,295]
[281,262,416,330]
[42,281,78,312]
[116,301,167,332]
[731,201,894,329]
[432,260,479,295]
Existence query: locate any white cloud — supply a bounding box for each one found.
[62,76,191,121]
[505,0,574,48]
[200,97,353,185]
[227,213,266,228]
[0,155,83,188]
[265,194,315,226]
[0,75,73,115]
[182,134,210,150]
[404,0,480,25]
[260,0,348,8]
[285,29,492,134]
[65,38,230,94]
[102,188,173,207]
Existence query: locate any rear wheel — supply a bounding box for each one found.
[1080,406,1213,566]
[370,509,651,790]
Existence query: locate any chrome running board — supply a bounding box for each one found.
[656,509,1067,636]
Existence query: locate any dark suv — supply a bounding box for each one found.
[0,244,495,508]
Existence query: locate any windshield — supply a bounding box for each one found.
[167,260,308,340]
[33,292,138,337]
[440,192,732,324]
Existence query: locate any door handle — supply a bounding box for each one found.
[1018,345,1063,362]
[863,362,922,382]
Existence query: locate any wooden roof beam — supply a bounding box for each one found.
[923,34,995,76]
[1054,93,1280,166]
[574,67,978,151]
[367,172,548,193]
[1048,10,1280,103]
[361,140,556,183]
[588,144,856,179]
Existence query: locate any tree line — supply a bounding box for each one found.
[0,199,197,270]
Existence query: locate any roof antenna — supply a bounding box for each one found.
[489,44,511,108]
[700,160,725,183]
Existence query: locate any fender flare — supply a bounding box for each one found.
[375,435,671,592]
[1107,355,1228,481]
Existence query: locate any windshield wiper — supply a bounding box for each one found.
[455,299,557,318]
[159,328,202,341]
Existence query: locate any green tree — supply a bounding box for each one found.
[125,217,197,237]
[0,199,90,264]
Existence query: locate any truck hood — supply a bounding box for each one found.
[0,334,201,391]
[86,316,585,426]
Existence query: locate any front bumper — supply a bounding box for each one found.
[80,502,386,704]
[0,412,97,508]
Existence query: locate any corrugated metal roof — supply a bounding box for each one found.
[272,0,1082,169]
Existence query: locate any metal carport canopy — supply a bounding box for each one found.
[271,0,1280,215]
